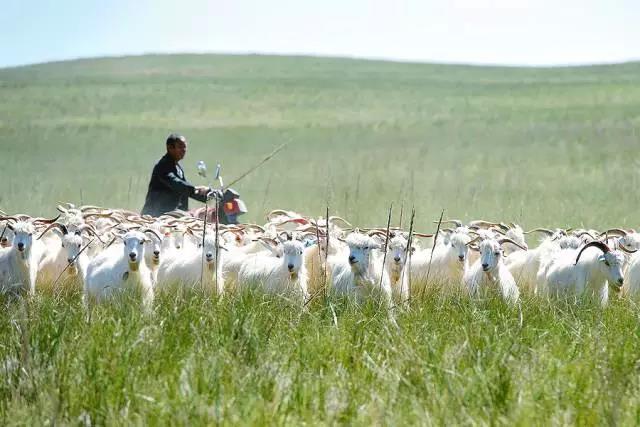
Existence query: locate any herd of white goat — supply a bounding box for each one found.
[1,205,639,308]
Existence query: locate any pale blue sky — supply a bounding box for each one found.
[1,0,638,68]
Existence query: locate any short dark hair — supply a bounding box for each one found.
[166,133,186,147]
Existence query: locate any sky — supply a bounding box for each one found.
[1,0,638,68]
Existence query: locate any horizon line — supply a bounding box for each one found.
[3,50,640,71]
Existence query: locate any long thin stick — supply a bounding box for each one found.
[324,205,330,299]
[421,209,445,300]
[51,237,95,289]
[403,208,416,306]
[223,143,287,190]
[200,198,208,289]
[214,198,220,295]
[378,203,393,295]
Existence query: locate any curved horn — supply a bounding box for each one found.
[412,232,434,238]
[491,227,507,236]
[37,222,68,239]
[434,219,462,228]
[0,215,29,223]
[32,214,61,225]
[600,228,628,237]
[524,228,554,236]
[266,209,294,221]
[141,228,163,242]
[328,216,352,228]
[79,205,106,212]
[498,238,528,251]
[575,241,610,265]
[84,211,115,220]
[619,243,638,254]
[76,224,108,244]
[466,237,481,247]
[468,220,501,229]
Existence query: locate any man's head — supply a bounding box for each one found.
[166,133,187,161]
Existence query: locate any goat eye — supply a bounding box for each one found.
[364,246,369,250]
[139,241,143,245]
[494,252,500,256]
[604,261,610,267]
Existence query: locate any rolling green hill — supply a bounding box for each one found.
[2,54,639,228]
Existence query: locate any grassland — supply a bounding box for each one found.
[1,54,640,424]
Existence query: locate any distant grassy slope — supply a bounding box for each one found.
[1,54,639,228]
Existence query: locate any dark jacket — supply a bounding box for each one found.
[141,153,207,217]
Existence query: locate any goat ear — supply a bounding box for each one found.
[598,255,606,263]
[371,242,382,250]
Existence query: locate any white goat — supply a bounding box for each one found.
[330,233,392,305]
[237,239,309,304]
[0,220,42,295]
[156,233,225,295]
[84,230,155,306]
[410,231,471,290]
[464,238,522,305]
[541,241,625,306]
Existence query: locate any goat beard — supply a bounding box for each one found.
[128,262,139,272]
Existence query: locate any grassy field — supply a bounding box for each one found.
[1,54,640,424]
[1,54,639,228]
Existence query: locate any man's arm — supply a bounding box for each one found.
[158,170,198,197]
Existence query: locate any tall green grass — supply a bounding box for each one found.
[2,290,640,425]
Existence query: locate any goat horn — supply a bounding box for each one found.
[498,238,527,251]
[328,216,352,228]
[600,228,628,237]
[491,227,507,236]
[619,244,638,254]
[141,228,162,242]
[32,214,61,225]
[575,241,611,265]
[466,237,481,246]
[434,219,462,227]
[469,220,501,229]
[412,232,434,238]
[266,209,294,221]
[76,224,107,244]
[37,222,68,239]
[524,228,554,236]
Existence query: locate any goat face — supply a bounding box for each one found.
[282,241,305,275]
[145,237,162,267]
[387,236,411,267]
[123,231,148,271]
[11,222,35,256]
[346,234,380,274]
[479,240,502,272]
[449,233,471,263]
[62,232,84,273]
[197,235,221,266]
[0,223,14,248]
[598,251,625,290]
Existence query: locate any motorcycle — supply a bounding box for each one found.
[189,162,248,225]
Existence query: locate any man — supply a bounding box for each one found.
[141,133,211,217]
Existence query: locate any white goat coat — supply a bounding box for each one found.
[156,247,225,295]
[85,243,154,306]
